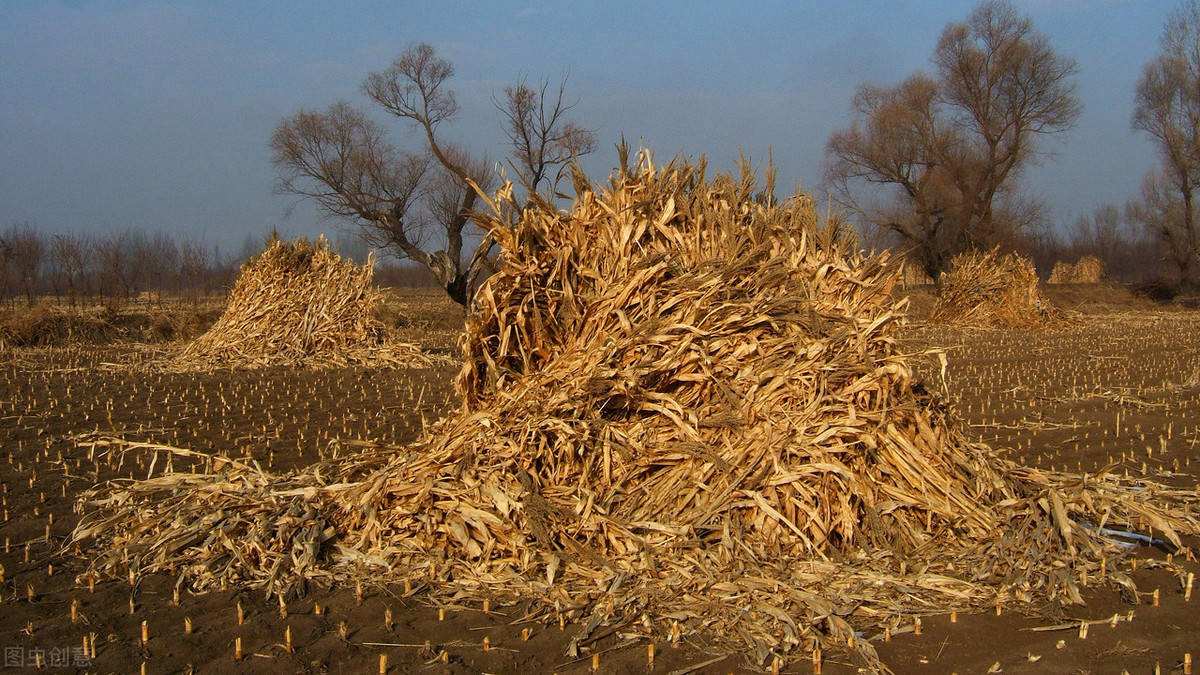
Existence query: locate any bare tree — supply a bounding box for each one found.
[334,231,372,264]
[824,0,1080,281]
[234,231,272,265]
[273,43,595,306]
[1075,205,1119,263]
[495,77,597,198]
[126,230,154,302]
[93,234,125,306]
[0,235,13,306]
[1061,203,1157,281]
[3,224,46,306]
[145,231,179,303]
[94,229,150,305]
[178,238,212,306]
[1127,168,1193,280]
[49,234,88,307]
[1132,1,1200,282]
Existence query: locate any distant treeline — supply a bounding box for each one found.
[1020,204,1163,286]
[963,203,1164,286]
[0,224,441,307]
[0,215,1165,311]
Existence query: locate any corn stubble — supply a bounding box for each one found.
[171,235,432,370]
[71,153,1200,671]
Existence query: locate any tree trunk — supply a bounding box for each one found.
[920,243,945,286]
[445,273,470,307]
[1182,184,1198,287]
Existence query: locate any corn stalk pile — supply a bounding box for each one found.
[72,155,1200,671]
[173,236,431,369]
[930,247,1058,327]
[899,259,934,288]
[1048,255,1105,284]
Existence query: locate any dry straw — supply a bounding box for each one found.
[1048,255,1104,285]
[900,260,934,288]
[172,235,431,370]
[72,152,1200,671]
[930,247,1058,327]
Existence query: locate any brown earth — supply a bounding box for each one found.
[0,287,1198,674]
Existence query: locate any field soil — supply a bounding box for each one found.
[1,287,1198,674]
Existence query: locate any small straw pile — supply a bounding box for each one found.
[930,247,1057,327]
[72,154,1199,671]
[1049,255,1104,284]
[174,235,430,369]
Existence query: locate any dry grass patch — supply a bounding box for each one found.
[0,303,117,348]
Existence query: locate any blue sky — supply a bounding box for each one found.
[0,0,1173,251]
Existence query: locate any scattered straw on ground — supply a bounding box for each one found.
[1049,255,1104,284]
[171,236,433,370]
[71,154,1199,671]
[930,247,1059,328]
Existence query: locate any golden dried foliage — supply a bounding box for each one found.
[174,236,430,369]
[899,260,934,287]
[1048,255,1104,284]
[73,155,1199,670]
[931,247,1058,327]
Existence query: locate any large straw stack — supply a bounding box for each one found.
[174,236,430,369]
[1049,255,1104,284]
[930,247,1057,327]
[73,154,1200,670]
